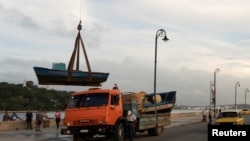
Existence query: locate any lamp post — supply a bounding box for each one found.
[210,81,213,106]
[235,82,240,109]
[210,81,215,106]
[245,88,249,108]
[213,68,220,118]
[154,29,169,127]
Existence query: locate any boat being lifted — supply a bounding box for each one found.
[33,66,109,86]
[33,21,109,86]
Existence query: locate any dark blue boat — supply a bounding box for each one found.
[141,91,176,113]
[122,91,176,114]
[33,66,109,86]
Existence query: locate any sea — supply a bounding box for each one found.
[0,109,201,121]
[0,111,65,121]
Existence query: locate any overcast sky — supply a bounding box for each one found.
[1,0,250,106]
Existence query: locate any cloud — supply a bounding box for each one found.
[1,0,250,106]
[0,3,39,31]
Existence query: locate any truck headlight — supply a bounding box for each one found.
[99,119,104,124]
[67,122,71,126]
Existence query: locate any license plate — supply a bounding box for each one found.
[80,129,88,133]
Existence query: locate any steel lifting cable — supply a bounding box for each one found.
[80,0,83,21]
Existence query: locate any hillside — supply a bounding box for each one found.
[0,82,72,111]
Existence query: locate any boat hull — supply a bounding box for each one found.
[122,91,176,114]
[33,67,109,86]
[141,91,176,113]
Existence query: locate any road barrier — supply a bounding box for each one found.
[0,118,63,131]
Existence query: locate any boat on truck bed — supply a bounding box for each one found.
[61,87,176,141]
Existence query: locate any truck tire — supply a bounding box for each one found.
[113,123,125,141]
[147,126,163,136]
[73,134,84,141]
[155,126,164,135]
[147,129,153,136]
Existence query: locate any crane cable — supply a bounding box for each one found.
[79,0,83,21]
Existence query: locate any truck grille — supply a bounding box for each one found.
[73,119,98,126]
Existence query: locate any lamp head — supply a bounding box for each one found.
[215,68,220,72]
[162,36,169,41]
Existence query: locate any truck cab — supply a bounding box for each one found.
[61,88,126,141]
[61,87,176,141]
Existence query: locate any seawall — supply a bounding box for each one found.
[0,112,202,131]
[170,111,202,117]
[0,119,63,131]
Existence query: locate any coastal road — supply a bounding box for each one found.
[1,115,250,141]
[135,114,250,141]
[134,122,207,141]
[0,122,208,141]
[0,115,202,141]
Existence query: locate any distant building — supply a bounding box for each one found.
[46,85,51,90]
[52,63,66,70]
[23,79,26,87]
[26,81,34,87]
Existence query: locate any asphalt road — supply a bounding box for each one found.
[0,115,202,141]
[1,115,249,141]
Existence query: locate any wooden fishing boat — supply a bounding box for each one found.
[122,91,176,114]
[33,21,110,86]
[33,66,109,86]
[141,91,176,113]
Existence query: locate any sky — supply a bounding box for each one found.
[1,0,250,107]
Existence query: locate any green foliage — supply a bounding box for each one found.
[0,82,72,111]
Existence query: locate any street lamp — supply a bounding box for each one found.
[245,88,249,108]
[235,82,240,109]
[213,68,220,118]
[154,29,169,126]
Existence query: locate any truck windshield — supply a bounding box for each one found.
[68,93,109,108]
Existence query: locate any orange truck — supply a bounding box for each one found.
[61,87,176,141]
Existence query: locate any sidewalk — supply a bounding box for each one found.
[0,115,205,141]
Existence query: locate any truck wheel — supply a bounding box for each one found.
[147,126,163,136]
[114,123,125,141]
[155,126,164,135]
[147,129,153,136]
[73,134,84,141]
